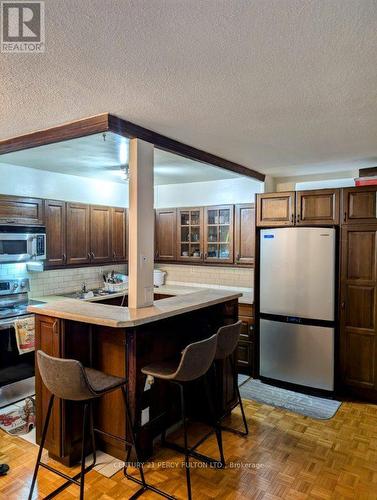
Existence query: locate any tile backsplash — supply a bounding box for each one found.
[155,263,253,289]
[0,263,127,298]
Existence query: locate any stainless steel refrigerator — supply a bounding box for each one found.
[259,227,335,391]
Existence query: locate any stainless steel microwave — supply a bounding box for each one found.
[0,226,46,263]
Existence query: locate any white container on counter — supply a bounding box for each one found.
[153,270,166,287]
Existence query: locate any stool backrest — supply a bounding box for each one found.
[215,321,242,360]
[174,333,217,382]
[37,350,96,401]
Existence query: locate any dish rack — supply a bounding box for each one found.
[103,273,128,292]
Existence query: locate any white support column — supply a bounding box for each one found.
[128,138,154,308]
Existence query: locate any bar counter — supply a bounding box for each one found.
[28,289,241,465]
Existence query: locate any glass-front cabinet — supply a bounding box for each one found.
[177,207,204,261]
[204,205,234,263]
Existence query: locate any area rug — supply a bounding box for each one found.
[239,378,341,420]
[0,397,35,435]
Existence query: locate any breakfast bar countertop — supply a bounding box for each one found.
[27,288,242,328]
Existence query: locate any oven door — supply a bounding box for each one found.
[0,316,35,407]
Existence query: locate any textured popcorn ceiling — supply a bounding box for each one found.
[1,0,377,178]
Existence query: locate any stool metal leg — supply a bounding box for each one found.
[179,383,192,500]
[122,385,175,500]
[28,394,54,500]
[79,403,89,500]
[203,374,225,467]
[229,356,248,436]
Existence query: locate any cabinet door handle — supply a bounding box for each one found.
[62,253,66,263]
[236,253,240,262]
[113,251,116,260]
[88,253,91,260]
[341,301,346,310]
[91,252,95,259]
[291,214,294,223]
[344,211,347,222]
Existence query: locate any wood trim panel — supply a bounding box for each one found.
[0,113,264,182]
[108,115,265,181]
[0,114,110,155]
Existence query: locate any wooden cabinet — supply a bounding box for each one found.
[66,203,91,266]
[296,189,339,225]
[343,186,377,224]
[46,202,128,268]
[177,207,204,262]
[35,316,63,458]
[111,207,127,262]
[204,205,234,263]
[340,225,377,399]
[257,189,340,227]
[256,192,295,227]
[0,194,44,225]
[45,200,66,267]
[155,208,176,261]
[154,203,254,266]
[89,205,112,263]
[237,303,255,375]
[235,203,255,265]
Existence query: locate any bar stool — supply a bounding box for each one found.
[28,351,170,500]
[214,321,248,436]
[140,333,223,500]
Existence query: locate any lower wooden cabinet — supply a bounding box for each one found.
[237,303,255,375]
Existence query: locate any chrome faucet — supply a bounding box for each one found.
[81,282,87,294]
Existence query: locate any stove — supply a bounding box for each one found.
[0,279,43,407]
[0,279,44,322]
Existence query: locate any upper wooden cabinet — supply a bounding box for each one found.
[204,205,234,263]
[66,203,91,266]
[343,186,377,224]
[177,207,204,262]
[234,203,255,265]
[256,192,295,227]
[155,208,176,261]
[257,189,340,227]
[45,200,66,267]
[0,195,44,225]
[296,189,340,225]
[111,207,127,262]
[90,205,112,263]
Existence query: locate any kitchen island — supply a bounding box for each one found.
[28,289,241,465]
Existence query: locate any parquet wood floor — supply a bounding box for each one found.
[0,397,377,499]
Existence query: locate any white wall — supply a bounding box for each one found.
[0,164,262,208]
[0,163,129,207]
[154,177,263,208]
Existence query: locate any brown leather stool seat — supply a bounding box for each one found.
[28,351,171,500]
[141,334,224,500]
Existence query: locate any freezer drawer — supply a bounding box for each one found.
[260,227,335,321]
[260,319,334,391]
